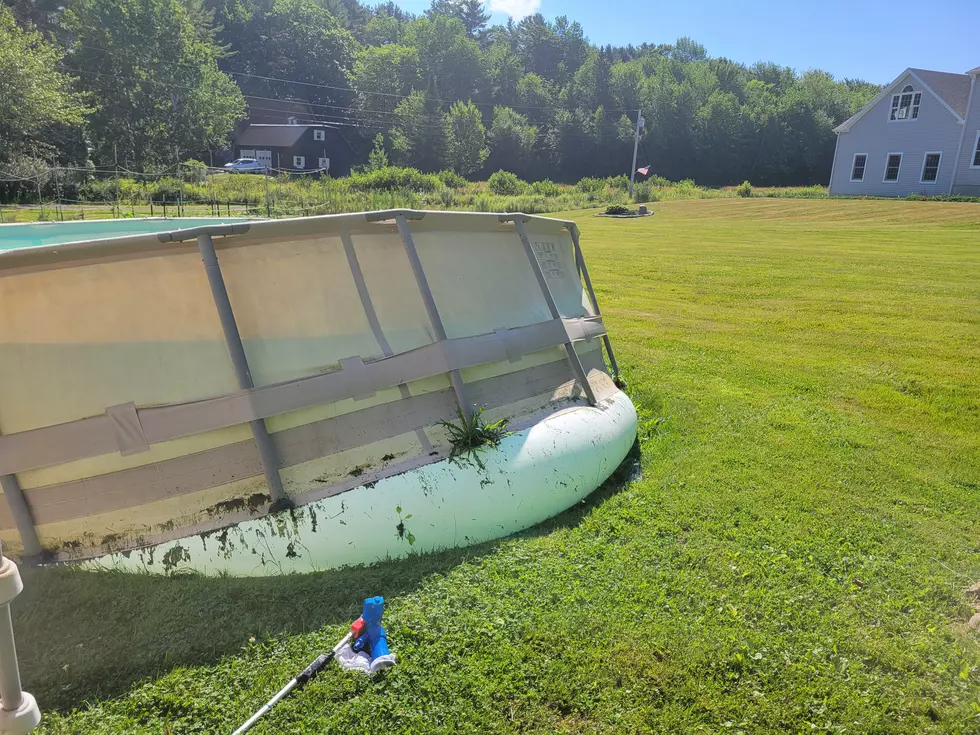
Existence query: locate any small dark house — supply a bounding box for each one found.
[230,97,355,175]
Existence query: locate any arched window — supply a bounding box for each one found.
[890,84,921,121]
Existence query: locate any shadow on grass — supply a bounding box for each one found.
[14,440,640,712]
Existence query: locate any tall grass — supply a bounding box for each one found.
[19,166,975,224]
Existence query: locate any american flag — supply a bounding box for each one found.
[636,165,651,176]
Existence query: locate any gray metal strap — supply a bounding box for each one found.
[395,215,471,419]
[197,233,287,505]
[342,231,432,452]
[569,224,620,379]
[512,218,598,406]
[106,403,150,456]
[0,475,41,559]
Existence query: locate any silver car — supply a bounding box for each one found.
[223,158,267,174]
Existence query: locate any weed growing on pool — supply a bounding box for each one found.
[438,405,508,470]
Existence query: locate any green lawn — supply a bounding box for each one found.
[16,198,980,733]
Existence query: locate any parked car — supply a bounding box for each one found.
[223,158,267,174]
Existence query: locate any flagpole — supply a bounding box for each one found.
[629,110,644,200]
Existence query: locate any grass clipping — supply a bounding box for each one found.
[438,405,508,470]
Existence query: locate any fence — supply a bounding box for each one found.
[0,164,421,224]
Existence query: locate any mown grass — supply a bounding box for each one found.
[15,198,980,733]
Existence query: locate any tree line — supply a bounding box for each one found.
[2,0,880,186]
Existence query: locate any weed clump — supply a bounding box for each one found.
[438,405,508,470]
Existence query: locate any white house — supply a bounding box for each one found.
[829,66,980,197]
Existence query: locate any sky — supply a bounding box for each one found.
[399,0,980,83]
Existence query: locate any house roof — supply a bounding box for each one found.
[833,67,970,134]
[909,69,971,117]
[969,66,980,76]
[236,124,332,147]
[244,96,316,125]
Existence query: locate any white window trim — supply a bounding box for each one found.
[887,85,922,123]
[883,152,903,183]
[919,151,942,184]
[313,129,326,141]
[850,153,869,182]
[293,155,305,169]
[971,131,980,169]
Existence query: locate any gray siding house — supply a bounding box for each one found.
[829,66,980,197]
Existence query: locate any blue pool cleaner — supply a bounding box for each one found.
[337,596,397,674]
[231,596,395,735]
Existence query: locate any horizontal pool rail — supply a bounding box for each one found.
[157,222,252,242]
[0,316,607,478]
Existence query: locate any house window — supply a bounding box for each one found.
[314,129,325,141]
[318,157,330,171]
[972,132,980,168]
[850,154,867,182]
[890,84,921,121]
[293,155,305,169]
[920,152,942,183]
[883,153,902,182]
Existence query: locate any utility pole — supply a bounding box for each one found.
[264,169,270,218]
[176,147,184,217]
[628,109,645,200]
[114,144,120,219]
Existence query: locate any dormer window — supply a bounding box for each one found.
[890,85,921,121]
[287,116,298,125]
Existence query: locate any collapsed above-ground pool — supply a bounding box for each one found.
[0,210,637,575]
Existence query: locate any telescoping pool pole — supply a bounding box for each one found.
[231,632,352,735]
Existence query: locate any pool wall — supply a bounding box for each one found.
[0,210,632,570]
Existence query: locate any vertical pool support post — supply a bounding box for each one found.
[0,543,40,734]
[567,223,620,381]
[0,475,40,563]
[510,216,597,407]
[196,233,290,509]
[393,214,472,420]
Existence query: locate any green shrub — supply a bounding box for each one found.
[604,204,631,215]
[182,159,208,183]
[78,178,117,203]
[576,176,605,193]
[529,179,562,196]
[366,134,388,172]
[437,170,467,188]
[604,175,630,191]
[488,170,525,196]
[504,195,549,214]
[736,180,753,198]
[146,178,181,201]
[438,187,455,207]
[472,193,494,212]
[347,167,441,192]
[633,181,653,203]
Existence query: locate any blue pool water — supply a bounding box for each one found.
[0,218,251,250]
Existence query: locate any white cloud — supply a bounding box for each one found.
[489,0,541,20]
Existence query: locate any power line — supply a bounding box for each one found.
[64,42,635,113]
